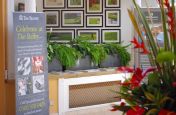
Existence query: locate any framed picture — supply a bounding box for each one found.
[43,0,65,9]
[77,29,99,43]
[86,0,103,13]
[47,29,75,42]
[86,15,103,27]
[102,29,121,43]
[18,3,25,12]
[105,10,121,27]
[67,0,84,8]
[44,10,59,27]
[105,0,120,8]
[61,10,84,27]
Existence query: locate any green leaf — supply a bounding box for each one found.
[156,51,175,63]
[146,109,158,115]
[159,97,174,105]
[144,92,155,102]
[148,73,160,86]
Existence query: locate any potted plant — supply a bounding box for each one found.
[101,43,131,68]
[70,38,107,70]
[111,0,176,114]
[54,43,81,71]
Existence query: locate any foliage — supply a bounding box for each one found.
[71,38,108,66]
[111,0,176,114]
[54,44,81,69]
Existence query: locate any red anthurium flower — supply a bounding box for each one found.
[172,82,176,87]
[159,109,176,115]
[116,66,134,73]
[126,106,145,115]
[131,37,141,48]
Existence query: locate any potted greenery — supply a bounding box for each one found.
[70,38,108,70]
[101,43,131,68]
[54,43,81,71]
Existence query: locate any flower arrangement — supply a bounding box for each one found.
[111,0,176,114]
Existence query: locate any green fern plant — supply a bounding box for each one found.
[71,38,107,66]
[53,43,81,69]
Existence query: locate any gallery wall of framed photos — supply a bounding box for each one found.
[42,0,121,43]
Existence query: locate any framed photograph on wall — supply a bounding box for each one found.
[67,0,84,8]
[86,15,103,27]
[105,0,120,8]
[86,0,103,13]
[105,10,120,27]
[77,29,99,43]
[61,10,84,27]
[43,0,65,9]
[44,10,59,27]
[47,29,75,42]
[102,29,121,43]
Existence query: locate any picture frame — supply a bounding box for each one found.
[47,29,75,42]
[105,0,120,8]
[44,10,59,27]
[105,10,121,27]
[61,10,84,27]
[67,0,84,8]
[18,3,25,12]
[86,0,103,14]
[77,29,100,43]
[86,15,103,27]
[43,0,65,9]
[101,29,121,43]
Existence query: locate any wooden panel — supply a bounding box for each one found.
[5,80,16,115]
[0,0,6,114]
[49,77,59,113]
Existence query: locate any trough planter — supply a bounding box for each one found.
[48,58,63,72]
[100,54,121,68]
[48,55,120,72]
[67,56,98,71]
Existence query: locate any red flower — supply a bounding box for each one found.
[142,67,156,77]
[116,66,134,73]
[126,106,145,115]
[140,42,149,54]
[164,0,170,9]
[131,37,141,48]
[159,109,176,115]
[130,68,143,89]
[131,37,149,54]
[120,102,126,106]
[172,82,176,87]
